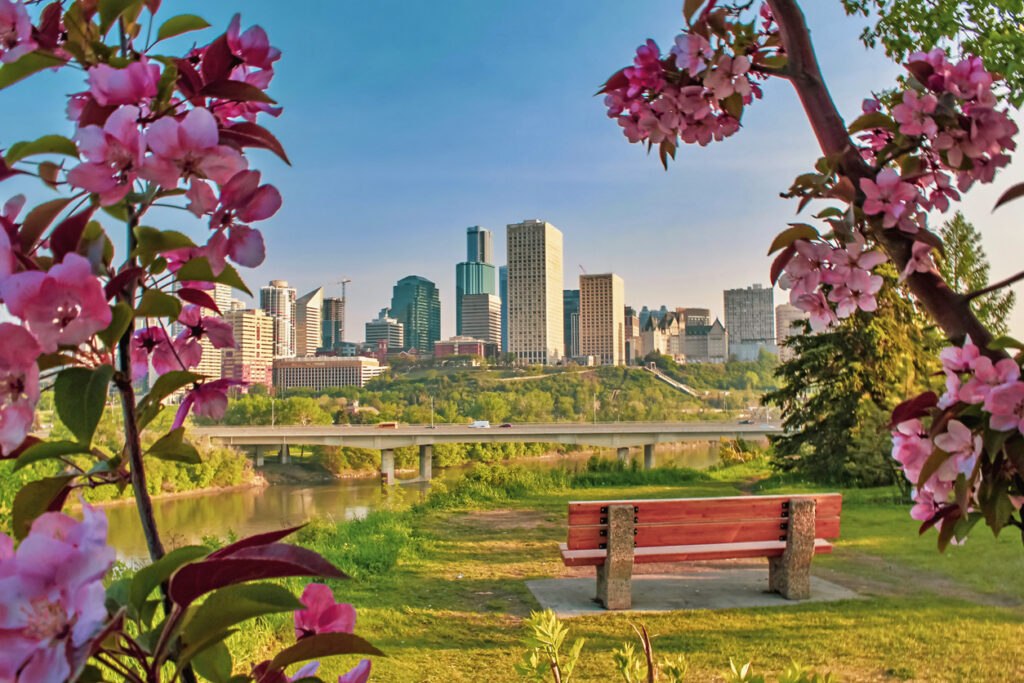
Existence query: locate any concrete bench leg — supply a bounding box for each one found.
[596,504,635,609]
[768,497,816,600]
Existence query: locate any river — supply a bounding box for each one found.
[106,443,722,562]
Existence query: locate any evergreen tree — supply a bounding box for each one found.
[763,267,941,486]
[936,211,1015,335]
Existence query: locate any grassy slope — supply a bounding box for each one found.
[229,469,1024,682]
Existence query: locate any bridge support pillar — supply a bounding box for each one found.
[280,444,291,465]
[381,448,395,486]
[643,444,655,470]
[617,447,630,464]
[419,445,432,481]
[254,446,268,467]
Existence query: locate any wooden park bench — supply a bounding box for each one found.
[558,494,842,609]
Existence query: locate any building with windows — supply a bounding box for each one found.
[273,356,386,391]
[507,219,564,365]
[433,336,497,359]
[455,226,497,336]
[677,307,711,328]
[321,296,346,351]
[294,286,323,357]
[624,306,640,364]
[259,280,296,358]
[683,319,728,363]
[365,309,404,350]
[579,274,625,365]
[499,265,508,352]
[776,303,809,361]
[563,289,580,359]
[461,293,502,346]
[390,275,440,352]
[724,284,776,361]
[222,308,274,386]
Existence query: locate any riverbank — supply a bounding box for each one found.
[72,474,269,510]
[206,460,1024,681]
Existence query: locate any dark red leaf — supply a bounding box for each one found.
[769,243,796,285]
[918,502,958,535]
[597,68,628,95]
[0,154,27,182]
[905,60,934,87]
[50,207,96,261]
[176,287,221,313]
[267,632,385,672]
[32,3,63,50]
[219,122,291,165]
[0,435,41,460]
[77,98,117,128]
[200,34,236,84]
[993,182,1024,211]
[174,58,203,99]
[200,79,277,104]
[169,544,345,606]
[208,524,304,559]
[888,391,938,429]
[104,266,146,300]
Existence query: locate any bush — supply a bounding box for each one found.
[295,512,422,579]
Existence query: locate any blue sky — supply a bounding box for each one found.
[3,1,1023,338]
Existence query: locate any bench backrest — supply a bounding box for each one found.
[566,494,842,551]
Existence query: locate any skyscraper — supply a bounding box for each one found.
[260,280,296,358]
[507,219,564,365]
[295,287,324,357]
[563,289,580,358]
[222,308,274,386]
[776,303,809,361]
[391,275,441,352]
[455,226,497,336]
[322,296,346,350]
[580,273,625,365]
[499,265,508,352]
[461,293,502,345]
[365,309,404,349]
[724,284,775,361]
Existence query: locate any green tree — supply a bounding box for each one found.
[935,211,1016,335]
[763,268,941,485]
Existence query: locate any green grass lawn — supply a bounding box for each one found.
[223,464,1024,682]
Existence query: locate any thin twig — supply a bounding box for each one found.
[964,268,1024,302]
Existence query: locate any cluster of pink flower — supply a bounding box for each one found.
[252,583,371,683]
[0,504,115,682]
[0,0,36,64]
[892,337,1024,523]
[602,32,757,147]
[777,237,887,331]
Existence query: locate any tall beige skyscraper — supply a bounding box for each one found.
[260,280,296,358]
[507,219,564,365]
[295,286,324,356]
[222,308,274,386]
[580,273,625,365]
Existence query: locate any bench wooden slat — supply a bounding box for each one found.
[566,516,840,550]
[558,539,834,567]
[567,494,842,526]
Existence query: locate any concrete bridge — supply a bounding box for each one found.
[192,421,781,484]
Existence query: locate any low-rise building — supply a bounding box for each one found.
[273,356,386,391]
[433,335,498,360]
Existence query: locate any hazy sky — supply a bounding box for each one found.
[2,1,1022,338]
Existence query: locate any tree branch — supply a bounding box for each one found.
[964,268,1024,302]
[766,0,1004,358]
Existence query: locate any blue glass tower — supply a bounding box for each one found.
[455,227,496,336]
[391,275,440,352]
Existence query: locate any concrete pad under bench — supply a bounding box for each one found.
[527,562,861,618]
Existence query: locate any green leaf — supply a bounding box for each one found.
[135,289,182,319]
[54,366,114,445]
[176,257,252,296]
[12,475,74,539]
[136,371,202,429]
[97,302,134,350]
[182,583,304,649]
[267,632,386,672]
[133,226,197,266]
[99,0,142,36]
[0,52,62,91]
[147,427,201,464]
[130,545,210,613]
[987,335,1024,351]
[155,14,211,43]
[5,135,78,165]
[14,440,90,471]
[767,223,820,255]
[847,112,896,135]
[19,198,73,251]
[916,446,952,489]
[192,640,233,683]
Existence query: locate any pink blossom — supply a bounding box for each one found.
[213,65,283,123]
[142,108,247,189]
[623,39,665,98]
[909,488,939,521]
[226,225,266,268]
[899,240,935,282]
[0,0,37,64]
[294,583,356,639]
[983,380,1024,434]
[826,236,886,284]
[860,169,920,229]
[671,34,712,74]
[793,291,838,332]
[1,254,112,353]
[226,14,281,71]
[861,98,881,114]
[66,105,144,206]
[827,268,882,318]
[939,337,980,374]
[176,305,236,350]
[704,55,751,100]
[960,356,1021,404]
[892,89,938,137]
[0,505,114,683]
[130,326,177,379]
[933,419,981,477]
[892,418,932,485]
[172,378,246,429]
[210,170,283,229]
[339,659,372,683]
[0,195,24,278]
[0,323,40,455]
[86,59,160,106]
